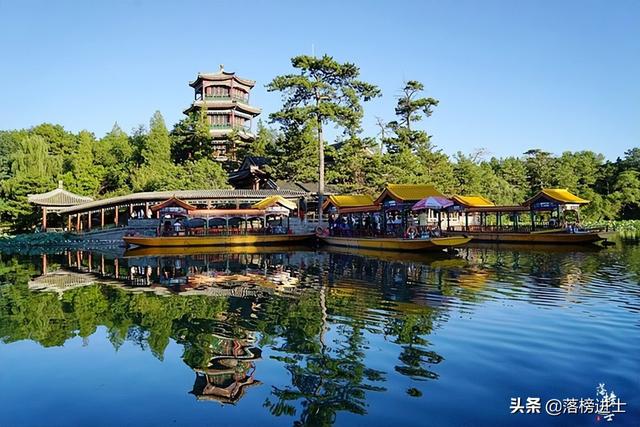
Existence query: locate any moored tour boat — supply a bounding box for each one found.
[442,190,615,245]
[447,230,614,245]
[124,195,315,248]
[445,229,611,244]
[319,235,472,251]
[124,233,315,248]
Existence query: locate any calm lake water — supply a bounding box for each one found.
[0,242,638,427]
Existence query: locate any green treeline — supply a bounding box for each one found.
[1,54,638,231]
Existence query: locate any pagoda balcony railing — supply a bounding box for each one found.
[209,124,252,132]
[204,95,250,103]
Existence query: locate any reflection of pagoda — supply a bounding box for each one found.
[184,65,261,161]
[190,333,262,404]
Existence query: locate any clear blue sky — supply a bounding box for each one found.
[0,0,637,160]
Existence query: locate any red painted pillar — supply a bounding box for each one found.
[42,207,47,231]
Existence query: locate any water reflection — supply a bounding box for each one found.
[0,242,639,426]
[190,324,262,404]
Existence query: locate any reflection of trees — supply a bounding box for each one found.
[385,312,443,380]
[0,274,227,359]
[264,320,386,426]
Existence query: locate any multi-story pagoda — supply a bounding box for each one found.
[184,65,261,161]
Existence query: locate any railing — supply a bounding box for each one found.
[447,224,590,233]
[159,226,290,237]
[209,124,251,132]
[326,224,443,239]
[203,95,250,103]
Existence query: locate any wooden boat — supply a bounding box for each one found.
[123,244,313,258]
[446,229,612,244]
[320,235,471,251]
[124,233,315,248]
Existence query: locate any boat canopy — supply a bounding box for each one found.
[322,194,377,214]
[412,196,453,211]
[188,208,289,219]
[252,195,297,210]
[456,205,529,213]
[523,189,589,206]
[374,184,444,204]
[451,195,495,208]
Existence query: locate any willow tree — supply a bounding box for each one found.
[267,54,381,218]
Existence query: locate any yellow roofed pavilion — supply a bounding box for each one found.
[524,189,589,206]
[452,195,495,208]
[374,184,444,204]
[322,194,377,214]
[323,195,375,208]
[251,195,297,210]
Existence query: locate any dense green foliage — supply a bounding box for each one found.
[1,54,638,231]
[263,56,639,220]
[0,112,229,232]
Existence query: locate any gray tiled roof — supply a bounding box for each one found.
[58,189,308,214]
[28,188,94,206]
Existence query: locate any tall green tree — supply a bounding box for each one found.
[523,149,556,194]
[30,123,76,157]
[333,136,385,193]
[239,119,277,159]
[132,111,179,191]
[382,80,452,189]
[63,130,102,196]
[0,135,61,231]
[171,108,211,163]
[175,158,230,190]
[267,54,381,216]
[94,123,134,195]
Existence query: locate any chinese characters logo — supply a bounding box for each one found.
[510,383,626,422]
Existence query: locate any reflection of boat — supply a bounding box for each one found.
[320,235,471,251]
[447,229,609,244]
[123,233,316,248]
[325,244,467,267]
[123,244,314,258]
[464,242,604,253]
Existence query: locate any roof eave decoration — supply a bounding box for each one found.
[189,65,256,89]
[150,196,198,212]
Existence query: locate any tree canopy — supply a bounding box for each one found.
[0,53,637,232]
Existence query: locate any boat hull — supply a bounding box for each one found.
[123,233,315,248]
[446,230,606,244]
[320,236,472,251]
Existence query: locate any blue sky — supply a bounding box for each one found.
[0,0,637,160]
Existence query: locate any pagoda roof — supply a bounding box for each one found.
[189,65,256,89]
[184,100,262,116]
[28,182,93,207]
[523,189,589,206]
[374,184,444,204]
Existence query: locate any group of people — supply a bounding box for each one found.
[327,210,442,239]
